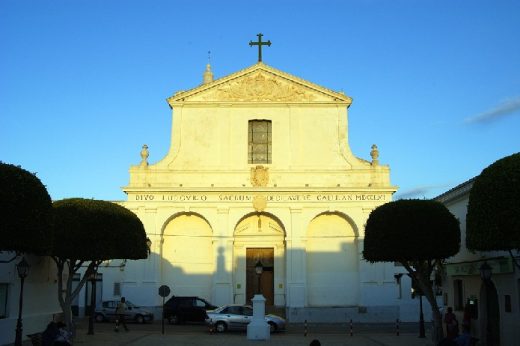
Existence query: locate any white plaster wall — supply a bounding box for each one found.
[306,213,358,306]
[161,214,213,300]
[439,183,520,345]
[167,106,352,170]
[0,255,60,346]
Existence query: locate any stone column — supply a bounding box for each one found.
[247,294,270,340]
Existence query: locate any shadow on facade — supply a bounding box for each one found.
[90,243,435,323]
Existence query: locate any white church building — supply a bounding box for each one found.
[95,57,430,323]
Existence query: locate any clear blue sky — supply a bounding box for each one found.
[1,0,519,201]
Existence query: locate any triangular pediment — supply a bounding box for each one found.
[167,63,352,106]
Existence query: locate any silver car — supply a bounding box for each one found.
[95,300,154,324]
[205,305,286,333]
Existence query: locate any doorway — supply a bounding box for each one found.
[481,280,500,346]
[246,248,274,306]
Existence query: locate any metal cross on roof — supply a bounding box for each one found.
[249,33,271,62]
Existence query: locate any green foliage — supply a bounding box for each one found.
[363,199,460,262]
[467,152,520,251]
[0,162,53,254]
[52,198,148,260]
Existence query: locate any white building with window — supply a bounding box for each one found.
[435,179,520,345]
[0,255,60,345]
[96,61,429,323]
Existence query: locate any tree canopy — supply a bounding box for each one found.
[53,198,148,260]
[466,152,520,251]
[363,199,460,262]
[0,162,53,255]
[52,198,148,332]
[363,199,460,343]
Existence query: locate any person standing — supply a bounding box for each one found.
[114,297,129,332]
[444,307,459,340]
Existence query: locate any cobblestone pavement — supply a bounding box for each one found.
[55,319,436,346]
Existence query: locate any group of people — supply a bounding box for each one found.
[40,296,129,345]
[41,321,72,346]
[439,306,474,346]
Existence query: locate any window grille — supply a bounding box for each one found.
[248,120,272,164]
[113,282,121,296]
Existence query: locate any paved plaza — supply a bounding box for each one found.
[27,319,436,346]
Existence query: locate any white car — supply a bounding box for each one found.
[205,304,286,333]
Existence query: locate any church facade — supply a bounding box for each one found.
[104,60,421,322]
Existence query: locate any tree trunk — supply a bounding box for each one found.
[417,273,444,344]
[422,285,444,343]
[53,257,94,334]
[402,261,445,344]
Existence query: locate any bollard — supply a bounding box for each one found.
[304,319,308,336]
[350,319,353,336]
[396,318,400,336]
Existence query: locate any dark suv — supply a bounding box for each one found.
[163,296,217,324]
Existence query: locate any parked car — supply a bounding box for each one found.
[95,300,154,324]
[163,296,217,324]
[205,304,286,333]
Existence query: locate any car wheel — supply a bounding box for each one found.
[135,314,145,324]
[95,313,105,323]
[268,322,277,333]
[215,321,227,333]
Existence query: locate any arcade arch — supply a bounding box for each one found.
[306,212,359,306]
[161,213,214,300]
[233,212,286,307]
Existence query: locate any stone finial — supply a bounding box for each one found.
[140,144,149,167]
[203,63,214,84]
[370,144,379,166]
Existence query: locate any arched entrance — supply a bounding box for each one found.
[161,213,214,300]
[480,280,500,346]
[233,212,286,307]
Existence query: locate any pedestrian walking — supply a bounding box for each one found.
[114,297,129,332]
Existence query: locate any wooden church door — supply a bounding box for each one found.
[246,248,274,305]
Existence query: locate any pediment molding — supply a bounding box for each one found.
[234,220,284,236]
[168,63,352,105]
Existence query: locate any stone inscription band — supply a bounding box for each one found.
[131,193,388,202]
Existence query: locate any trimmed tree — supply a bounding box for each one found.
[52,198,148,330]
[466,152,520,269]
[363,199,460,343]
[0,162,53,256]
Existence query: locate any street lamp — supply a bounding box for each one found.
[15,257,30,346]
[255,260,263,295]
[479,262,492,281]
[87,266,98,335]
